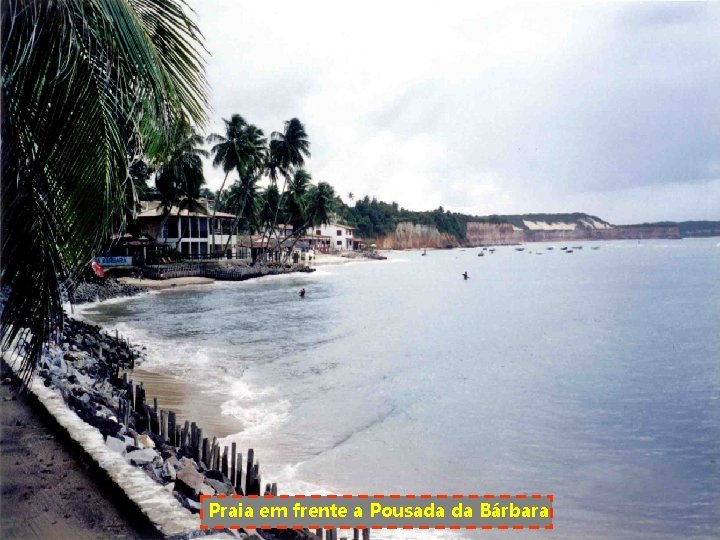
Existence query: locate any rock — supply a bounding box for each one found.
[136,434,155,449]
[126,448,159,466]
[175,464,207,497]
[205,478,235,496]
[162,460,177,481]
[105,436,127,455]
[179,456,198,471]
[164,482,175,493]
[204,469,229,482]
[184,498,202,512]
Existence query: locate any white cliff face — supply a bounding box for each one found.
[375,222,460,249]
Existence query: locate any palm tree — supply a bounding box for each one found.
[280,182,336,262]
[1,0,207,383]
[154,123,209,248]
[285,169,312,230]
[264,118,310,252]
[207,116,267,253]
[220,172,262,253]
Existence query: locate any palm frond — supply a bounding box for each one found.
[1,0,207,385]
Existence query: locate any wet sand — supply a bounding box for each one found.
[125,367,244,440]
[0,366,156,540]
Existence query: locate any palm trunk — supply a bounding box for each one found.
[221,176,253,255]
[211,170,230,255]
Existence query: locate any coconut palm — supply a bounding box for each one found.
[267,118,311,181]
[207,116,267,253]
[1,0,207,383]
[285,169,313,230]
[155,122,208,246]
[280,182,336,262]
[220,172,263,253]
[264,118,310,252]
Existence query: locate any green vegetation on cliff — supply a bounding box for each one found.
[332,196,613,241]
[333,196,500,240]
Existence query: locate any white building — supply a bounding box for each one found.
[306,223,357,252]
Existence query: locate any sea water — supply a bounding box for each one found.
[79,238,720,539]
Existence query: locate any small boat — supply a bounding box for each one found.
[546,247,554,250]
[560,247,568,251]
[482,247,488,251]
[591,246,600,250]
[489,248,496,252]
[478,252,484,257]
[572,246,583,250]
[536,252,543,255]
[515,247,525,251]
[566,250,574,253]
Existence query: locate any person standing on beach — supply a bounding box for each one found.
[299,288,306,298]
[463,271,469,280]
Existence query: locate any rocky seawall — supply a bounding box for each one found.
[11,317,319,539]
[71,278,148,304]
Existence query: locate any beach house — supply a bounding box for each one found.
[305,223,358,252]
[136,201,239,258]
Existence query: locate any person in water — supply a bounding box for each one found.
[299,288,306,298]
[463,272,469,280]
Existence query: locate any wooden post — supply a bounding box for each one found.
[271,482,277,496]
[210,437,217,468]
[245,449,254,494]
[353,528,360,540]
[160,411,168,441]
[222,446,229,476]
[316,529,323,540]
[362,528,370,540]
[202,438,209,468]
[195,428,202,461]
[182,420,190,450]
[168,411,176,446]
[230,442,237,485]
[235,452,243,494]
[214,445,221,472]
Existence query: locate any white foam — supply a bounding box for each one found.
[219,377,291,437]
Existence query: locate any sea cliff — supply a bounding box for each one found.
[369,220,683,249]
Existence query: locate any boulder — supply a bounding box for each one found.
[206,478,235,496]
[105,435,127,455]
[175,464,207,497]
[136,434,155,449]
[126,448,159,466]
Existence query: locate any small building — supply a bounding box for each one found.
[305,223,357,252]
[136,201,239,258]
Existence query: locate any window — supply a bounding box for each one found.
[190,217,200,238]
[316,230,322,236]
[337,230,342,236]
[200,242,208,255]
[199,218,208,238]
[181,241,189,255]
[337,240,342,246]
[164,217,179,239]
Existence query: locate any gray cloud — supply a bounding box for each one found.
[191,1,719,223]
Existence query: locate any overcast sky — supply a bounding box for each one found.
[190,1,719,224]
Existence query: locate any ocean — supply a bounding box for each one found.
[77,238,720,539]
